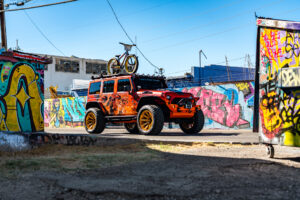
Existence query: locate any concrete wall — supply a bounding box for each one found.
[257,18,300,147]
[45,97,86,128]
[45,56,106,92]
[45,82,254,130]
[0,52,47,132]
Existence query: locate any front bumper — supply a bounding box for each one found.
[168,104,201,118]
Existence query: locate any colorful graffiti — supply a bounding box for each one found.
[258,18,300,147]
[181,83,254,129]
[0,52,47,132]
[46,82,254,130]
[44,97,86,128]
[235,82,254,106]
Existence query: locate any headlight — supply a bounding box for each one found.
[166,95,171,100]
[188,96,193,99]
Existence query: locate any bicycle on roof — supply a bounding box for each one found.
[107,42,139,75]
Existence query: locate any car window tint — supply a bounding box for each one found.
[117,79,131,92]
[89,82,101,94]
[103,80,115,93]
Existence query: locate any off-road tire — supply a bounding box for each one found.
[179,110,204,134]
[124,123,139,134]
[84,108,105,134]
[137,105,164,135]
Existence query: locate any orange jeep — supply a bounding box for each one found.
[84,74,204,135]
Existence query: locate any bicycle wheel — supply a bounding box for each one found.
[107,58,120,75]
[124,55,139,74]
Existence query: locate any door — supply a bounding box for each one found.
[101,80,115,115]
[115,78,137,115]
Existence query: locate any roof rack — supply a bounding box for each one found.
[91,73,165,80]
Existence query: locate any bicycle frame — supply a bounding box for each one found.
[116,51,129,67]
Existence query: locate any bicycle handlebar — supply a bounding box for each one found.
[119,42,136,47]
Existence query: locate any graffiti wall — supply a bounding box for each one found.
[0,51,49,132]
[257,18,300,147]
[180,82,254,129]
[45,82,254,130]
[44,97,86,128]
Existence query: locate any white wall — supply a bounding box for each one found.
[44,56,106,92]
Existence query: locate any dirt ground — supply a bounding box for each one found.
[0,140,299,200]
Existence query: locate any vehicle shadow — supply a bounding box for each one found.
[1,136,300,200]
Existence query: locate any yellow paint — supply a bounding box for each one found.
[235,82,249,91]
[3,64,43,131]
[284,131,300,147]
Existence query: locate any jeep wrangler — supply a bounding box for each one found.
[84,74,204,135]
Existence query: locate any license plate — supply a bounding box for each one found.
[185,104,192,109]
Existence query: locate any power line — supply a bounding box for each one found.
[105,0,160,70]
[24,10,66,56]
[143,0,246,33]
[142,0,285,44]
[0,0,77,12]
[150,4,299,52]
[166,54,255,75]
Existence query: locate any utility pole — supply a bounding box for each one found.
[0,0,76,50]
[0,0,7,49]
[199,50,207,85]
[247,54,251,80]
[225,56,231,81]
[199,50,207,68]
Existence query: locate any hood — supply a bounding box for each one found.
[137,88,193,98]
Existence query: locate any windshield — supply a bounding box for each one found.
[134,77,167,90]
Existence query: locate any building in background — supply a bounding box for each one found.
[167,65,255,88]
[43,55,107,97]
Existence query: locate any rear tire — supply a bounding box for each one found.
[124,123,139,134]
[107,58,120,75]
[179,110,204,134]
[137,105,164,135]
[84,108,105,134]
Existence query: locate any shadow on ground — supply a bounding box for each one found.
[0,139,299,200]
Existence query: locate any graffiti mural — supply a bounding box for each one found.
[181,83,254,129]
[0,51,49,132]
[257,18,300,147]
[44,97,87,128]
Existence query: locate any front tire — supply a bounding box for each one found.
[84,108,105,134]
[124,123,139,134]
[124,55,138,74]
[137,105,164,135]
[179,110,204,134]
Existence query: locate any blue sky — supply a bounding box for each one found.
[4,0,300,75]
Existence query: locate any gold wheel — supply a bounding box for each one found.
[107,58,119,75]
[139,110,153,131]
[85,112,96,131]
[125,55,138,74]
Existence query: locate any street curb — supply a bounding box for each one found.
[0,132,260,152]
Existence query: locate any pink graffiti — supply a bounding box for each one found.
[183,87,249,128]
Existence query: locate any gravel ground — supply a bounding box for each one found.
[0,143,299,200]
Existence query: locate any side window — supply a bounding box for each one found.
[103,80,115,93]
[117,79,131,92]
[89,82,101,94]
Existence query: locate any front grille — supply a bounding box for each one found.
[171,98,184,104]
[172,98,192,105]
